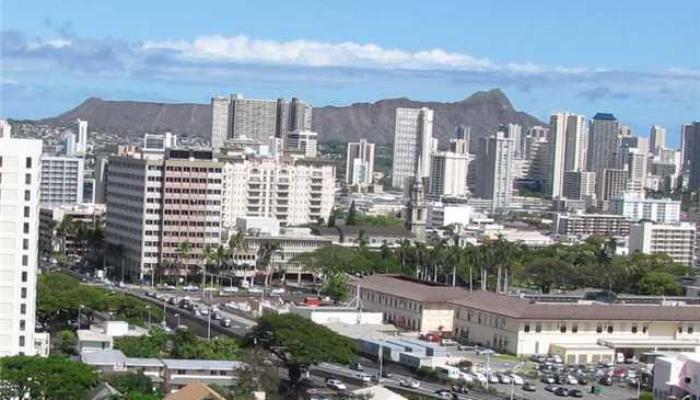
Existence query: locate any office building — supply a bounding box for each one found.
[430,151,469,197]
[285,130,318,158]
[391,107,434,189]
[0,130,42,356]
[629,222,696,267]
[523,135,549,183]
[555,213,630,237]
[682,122,700,190]
[562,171,595,200]
[76,119,88,154]
[450,126,470,154]
[105,149,223,282]
[209,94,312,148]
[143,132,177,155]
[587,113,620,174]
[596,168,627,202]
[498,123,523,157]
[546,113,586,197]
[220,156,335,228]
[650,125,666,154]
[39,155,84,206]
[346,139,375,187]
[94,157,108,204]
[39,203,106,262]
[60,131,77,156]
[609,193,680,223]
[476,131,515,213]
[619,136,649,155]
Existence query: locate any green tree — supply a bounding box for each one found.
[114,328,170,358]
[56,330,77,356]
[521,258,573,293]
[257,241,282,291]
[638,271,682,295]
[321,272,350,302]
[247,314,358,385]
[0,356,99,400]
[346,201,358,225]
[104,371,158,398]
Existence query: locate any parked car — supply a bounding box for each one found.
[599,376,613,386]
[270,288,286,296]
[541,375,556,384]
[510,374,524,385]
[497,374,512,384]
[248,287,264,294]
[522,382,537,392]
[554,387,570,397]
[488,374,499,384]
[569,388,584,398]
[434,389,452,399]
[183,285,199,292]
[399,379,420,388]
[211,311,222,320]
[566,375,579,385]
[476,347,495,355]
[544,385,558,392]
[325,379,346,390]
[220,318,232,328]
[441,338,457,346]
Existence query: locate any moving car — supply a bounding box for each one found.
[497,374,512,384]
[220,318,232,328]
[183,285,199,292]
[326,379,347,390]
[248,287,264,294]
[356,373,371,383]
[399,379,420,389]
[522,382,536,392]
[434,389,453,399]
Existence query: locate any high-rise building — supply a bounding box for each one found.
[76,119,88,154]
[0,119,11,138]
[619,136,649,155]
[629,222,696,267]
[650,125,666,154]
[681,122,700,190]
[619,125,632,137]
[93,156,109,204]
[450,126,470,155]
[523,135,549,183]
[391,107,434,189]
[220,156,335,228]
[430,151,469,197]
[546,113,586,197]
[209,94,313,149]
[587,113,620,175]
[596,168,628,202]
[609,193,680,223]
[346,139,375,187]
[0,131,42,356]
[285,130,318,158]
[476,131,515,213]
[498,123,523,157]
[105,149,223,282]
[210,95,232,149]
[562,171,596,200]
[39,155,84,206]
[625,149,648,194]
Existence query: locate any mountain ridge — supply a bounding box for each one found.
[37,89,545,146]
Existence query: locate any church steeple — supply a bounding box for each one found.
[405,158,427,241]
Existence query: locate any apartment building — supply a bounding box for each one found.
[609,193,680,223]
[629,221,696,267]
[475,131,515,213]
[285,130,318,158]
[429,151,469,197]
[392,107,434,190]
[346,139,375,187]
[38,203,106,260]
[555,212,630,237]
[105,149,223,282]
[562,171,595,200]
[0,131,42,356]
[220,155,335,228]
[39,155,84,205]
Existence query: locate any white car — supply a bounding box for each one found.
[183,285,199,292]
[326,379,347,390]
[472,373,488,385]
[498,374,512,384]
[566,375,579,385]
[399,379,420,388]
[509,374,524,385]
[248,287,263,294]
[356,373,371,383]
[221,286,239,294]
[441,338,457,346]
[270,288,286,296]
[488,374,499,384]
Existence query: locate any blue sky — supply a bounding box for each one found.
[1,0,698,145]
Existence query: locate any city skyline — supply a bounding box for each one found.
[2,0,699,146]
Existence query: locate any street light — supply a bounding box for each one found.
[207,305,212,341]
[174,313,180,329]
[77,304,85,330]
[145,305,151,330]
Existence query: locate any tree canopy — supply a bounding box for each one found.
[247,314,358,384]
[114,328,240,360]
[0,356,99,400]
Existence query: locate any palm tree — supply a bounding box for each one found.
[176,241,192,285]
[257,241,282,294]
[229,230,249,283]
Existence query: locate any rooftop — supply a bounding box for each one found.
[352,274,469,303]
[448,291,700,321]
[593,113,617,121]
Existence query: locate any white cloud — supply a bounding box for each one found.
[142,34,591,74]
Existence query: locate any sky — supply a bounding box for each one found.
[1,0,699,146]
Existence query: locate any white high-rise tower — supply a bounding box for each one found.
[76,119,88,154]
[391,107,434,190]
[546,112,587,197]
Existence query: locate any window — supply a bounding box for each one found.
[24,190,30,201]
[678,326,683,334]
[20,304,26,315]
[19,320,25,331]
[20,288,26,299]
[21,255,28,266]
[25,173,31,184]
[21,272,27,282]
[688,326,694,334]
[23,223,29,234]
[24,207,30,218]
[607,326,614,334]
[19,336,25,347]
[596,325,603,333]
[535,323,542,333]
[25,157,32,168]
[22,239,28,250]
[560,325,567,333]
[572,324,578,334]
[631,325,638,333]
[524,324,530,333]
[642,326,648,334]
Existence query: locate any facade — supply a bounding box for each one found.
[498,123,523,157]
[210,96,231,149]
[77,119,88,154]
[429,151,469,197]
[0,133,42,356]
[391,107,434,189]
[555,213,630,237]
[39,203,106,261]
[523,135,549,183]
[285,130,318,158]
[562,171,595,200]
[609,193,680,223]
[449,291,700,359]
[221,156,335,228]
[682,122,700,190]
[625,149,648,194]
[39,155,84,206]
[346,139,375,187]
[405,175,427,241]
[587,113,620,175]
[629,222,696,267]
[596,168,628,202]
[476,131,514,212]
[650,125,666,154]
[105,150,223,282]
[546,113,586,197]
